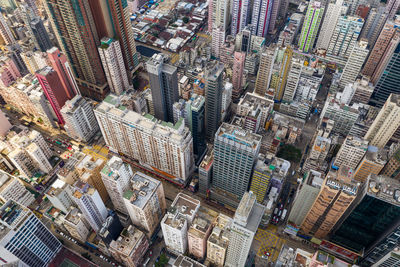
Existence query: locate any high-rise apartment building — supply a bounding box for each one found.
[316,0,347,50]
[212,123,261,204]
[249,154,290,203]
[0,171,35,207]
[381,145,400,179]
[225,192,264,267]
[21,51,50,75]
[208,0,230,31]
[205,61,224,140]
[161,193,200,254]
[365,94,400,148]
[63,207,91,242]
[36,66,73,125]
[288,170,324,226]
[188,207,218,259]
[232,51,246,100]
[370,40,400,107]
[236,92,274,133]
[44,0,108,100]
[101,156,132,215]
[211,26,226,58]
[75,155,108,203]
[199,150,214,194]
[330,175,400,266]
[71,180,108,232]
[251,0,274,37]
[326,16,364,59]
[45,179,74,213]
[0,111,11,137]
[123,172,166,237]
[207,214,231,266]
[30,17,52,52]
[334,136,368,170]
[94,94,194,182]
[0,200,62,267]
[339,39,369,88]
[300,167,359,239]
[360,7,387,48]
[109,225,149,267]
[0,12,15,45]
[353,147,387,182]
[61,95,99,142]
[298,1,324,53]
[386,0,400,19]
[98,37,130,95]
[47,47,80,99]
[282,57,303,103]
[106,0,139,72]
[275,46,293,101]
[231,0,250,36]
[362,18,400,84]
[146,54,179,122]
[254,46,276,97]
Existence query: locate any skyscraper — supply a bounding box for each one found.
[282,57,303,103]
[330,175,400,266]
[106,0,139,72]
[365,94,400,148]
[326,16,364,59]
[44,0,108,100]
[212,123,261,204]
[300,167,359,239]
[298,1,324,53]
[0,200,62,267]
[232,51,246,100]
[353,147,387,182]
[362,18,400,84]
[231,0,250,36]
[146,54,179,123]
[47,47,80,99]
[225,192,264,267]
[36,66,72,125]
[251,0,274,37]
[316,0,347,50]
[101,156,132,215]
[30,17,52,52]
[369,41,400,107]
[205,61,224,140]
[208,0,230,31]
[98,37,130,95]
[254,46,276,96]
[211,26,225,58]
[339,39,369,88]
[71,180,108,232]
[60,95,99,142]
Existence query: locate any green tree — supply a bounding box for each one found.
[155,253,168,267]
[182,17,189,23]
[276,144,302,163]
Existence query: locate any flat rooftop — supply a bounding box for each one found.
[367,175,400,206]
[123,171,160,209]
[173,255,206,267]
[171,193,200,218]
[217,123,262,149]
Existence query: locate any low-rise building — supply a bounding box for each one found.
[63,207,91,242]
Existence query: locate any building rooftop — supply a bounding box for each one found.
[123,171,161,209]
[0,200,29,240]
[234,192,265,232]
[101,156,127,181]
[47,179,68,197]
[60,95,86,114]
[207,214,231,248]
[72,180,96,199]
[199,149,213,172]
[173,255,206,267]
[57,152,85,178]
[109,225,146,257]
[216,123,262,149]
[96,94,190,144]
[325,167,359,196]
[367,175,400,206]
[65,208,84,226]
[188,207,218,239]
